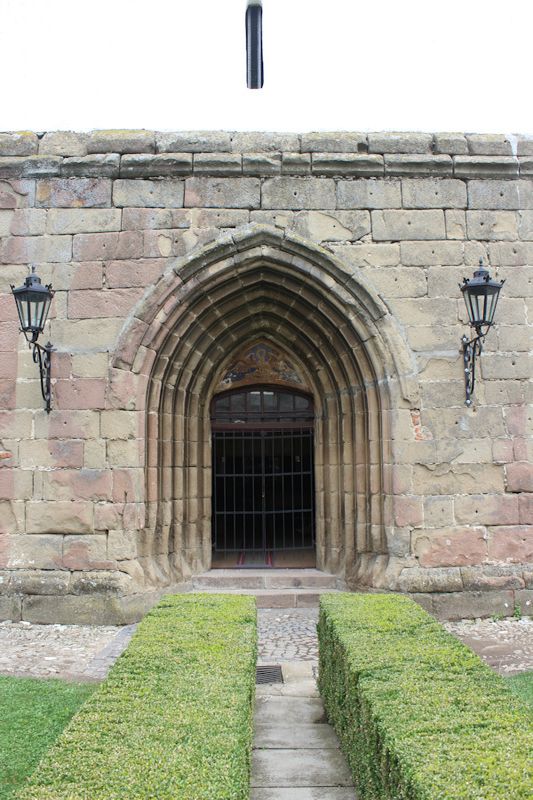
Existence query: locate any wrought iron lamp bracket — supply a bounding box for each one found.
[461,329,485,408]
[25,335,53,414]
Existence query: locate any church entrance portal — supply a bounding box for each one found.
[211,387,315,568]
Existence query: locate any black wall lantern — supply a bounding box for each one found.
[11,266,54,413]
[460,259,504,407]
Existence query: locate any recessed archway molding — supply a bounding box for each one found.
[110,224,419,587]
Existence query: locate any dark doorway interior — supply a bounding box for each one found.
[211,387,315,568]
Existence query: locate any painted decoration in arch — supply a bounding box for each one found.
[217,342,307,391]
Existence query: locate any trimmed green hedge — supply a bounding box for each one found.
[18,594,257,800]
[318,593,533,800]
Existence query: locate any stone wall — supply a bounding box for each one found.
[0,129,531,623]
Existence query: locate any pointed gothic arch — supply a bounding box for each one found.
[109,225,419,586]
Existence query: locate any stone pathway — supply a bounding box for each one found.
[258,608,319,662]
[252,663,355,800]
[0,621,136,681]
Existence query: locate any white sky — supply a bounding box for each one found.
[1,0,532,134]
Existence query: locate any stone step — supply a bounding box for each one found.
[192,568,340,590]
[190,587,341,608]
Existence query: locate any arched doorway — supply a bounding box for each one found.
[210,386,315,567]
[111,225,420,587]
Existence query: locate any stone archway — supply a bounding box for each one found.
[111,225,419,587]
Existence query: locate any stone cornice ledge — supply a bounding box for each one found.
[0,130,532,180]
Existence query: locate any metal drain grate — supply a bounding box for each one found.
[256,664,283,684]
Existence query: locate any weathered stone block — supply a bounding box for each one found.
[4,534,63,570]
[432,590,515,620]
[461,564,525,591]
[466,210,518,240]
[293,210,370,242]
[330,243,400,267]
[0,595,21,621]
[398,566,463,593]
[372,210,445,240]
[368,132,433,154]
[242,153,281,175]
[0,132,38,156]
[454,495,519,526]
[400,242,463,267]
[518,210,533,240]
[413,527,487,567]
[445,209,466,238]
[39,131,88,157]
[385,155,453,177]
[0,234,72,263]
[423,496,454,527]
[34,410,100,440]
[54,377,107,409]
[433,133,468,155]
[394,496,423,527]
[468,180,520,210]
[454,156,519,179]
[193,153,242,175]
[301,132,367,152]
[36,178,112,208]
[105,258,166,288]
[487,526,533,562]
[108,530,137,560]
[312,154,384,177]
[68,287,143,320]
[46,208,121,234]
[26,501,93,534]
[10,208,46,235]
[481,353,531,380]
[156,131,231,153]
[517,136,533,156]
[337,179,401,209]
[402,179,467,208]
[100,410,139,440]
[9,570,70,595]
[42,469,113,501]
[113,179,184,208]
[72,231,143,261]
[61,154,120,178]
[505,462,533,493]
[87,130,155,154]
[363,267,427,298]
[0,156,62,179]
[120,154,192,178]
[19,439,84,469]
[63,534,110,569]
[281,153,311,175]
[184,178,260,209]
[467,134,513,156]
[230,132,300,152]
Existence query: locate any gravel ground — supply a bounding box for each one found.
[0,612,531,681]
[443,617,533,675]
[0,621,136,682]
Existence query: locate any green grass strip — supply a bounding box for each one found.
[318,593,533,800]
[17,594,257,800]
[0,676,94,800]
[506,670,533,710]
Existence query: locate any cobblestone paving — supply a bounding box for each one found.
[0,621,136,681]
[444,617,533,675]
[258,608,319,662]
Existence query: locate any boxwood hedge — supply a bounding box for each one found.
[318,593,533,800]
[18,594,257,800]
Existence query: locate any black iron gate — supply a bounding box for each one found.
[211,387,315,557]
[212,428,314,554]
